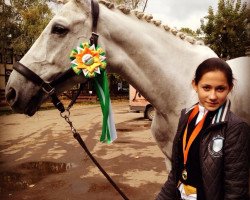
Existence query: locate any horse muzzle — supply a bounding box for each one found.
[5,61,77,115]
[5,74,44,116]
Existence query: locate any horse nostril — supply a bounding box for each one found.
[6,87,17,105]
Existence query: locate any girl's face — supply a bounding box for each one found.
[192,70,232,111]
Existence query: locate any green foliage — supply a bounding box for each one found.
[200,0,248,59]
[180,27,197,37]
[12,0,53,55]
[0,0,52,56]
[0,1,19,59]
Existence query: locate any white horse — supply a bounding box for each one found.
[5,0,250,171]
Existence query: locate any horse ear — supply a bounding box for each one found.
[73,0,92,14]
[75,0,91,7]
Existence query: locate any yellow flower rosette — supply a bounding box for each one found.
[69,42,116,143]
[70,42,107,78]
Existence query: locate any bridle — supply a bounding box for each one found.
[13,0,100,113]
[12,1,129,199]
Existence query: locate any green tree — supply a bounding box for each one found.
[180,27,197,37]
[11,0,53,55]
[0,0,19,63]
[200,0,248,59]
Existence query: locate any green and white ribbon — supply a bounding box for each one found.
[69,42,117,143]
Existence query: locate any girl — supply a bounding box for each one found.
[156,58,249,200]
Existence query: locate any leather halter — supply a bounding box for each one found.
[13,0,100,113]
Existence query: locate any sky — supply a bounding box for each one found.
[145,0,219,30]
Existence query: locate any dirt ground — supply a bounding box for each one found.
[0,101,168,200]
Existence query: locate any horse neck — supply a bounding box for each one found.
[97,5,217,118]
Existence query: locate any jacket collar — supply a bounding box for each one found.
[184,100,231,125]
[211,100,231,125]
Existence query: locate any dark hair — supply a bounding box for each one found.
[194,57,234,88]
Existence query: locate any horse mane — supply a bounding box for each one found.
[99,0,204,45]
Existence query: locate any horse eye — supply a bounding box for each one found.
[51,24,69,36]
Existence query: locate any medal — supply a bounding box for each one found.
[182,169,187,180]
[181,105,208,182]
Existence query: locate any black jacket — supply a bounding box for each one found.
[156,101,250,200]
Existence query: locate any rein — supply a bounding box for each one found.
[13,0,129,199]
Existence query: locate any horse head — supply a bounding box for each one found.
[5,0,95,116]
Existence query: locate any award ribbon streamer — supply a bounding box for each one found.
[69,42,117,143]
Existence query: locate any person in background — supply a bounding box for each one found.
[156,58,249,200]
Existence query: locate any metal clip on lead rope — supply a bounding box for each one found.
[60,110,77,136]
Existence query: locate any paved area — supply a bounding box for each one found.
[0,101,167,200]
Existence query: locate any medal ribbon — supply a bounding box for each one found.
[183,105,207,166]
